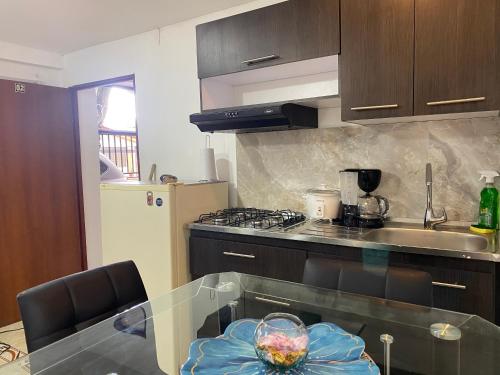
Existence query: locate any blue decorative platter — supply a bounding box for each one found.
[181,319,380,374]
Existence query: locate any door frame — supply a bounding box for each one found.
[70,74,140,178]
[70,74,138,270]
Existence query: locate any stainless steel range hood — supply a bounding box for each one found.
[189,103,318,134]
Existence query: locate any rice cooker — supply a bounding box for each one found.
[304,185,341,220]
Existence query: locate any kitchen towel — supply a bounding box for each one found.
[201,147,218,182]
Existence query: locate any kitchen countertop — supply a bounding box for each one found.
[189,220,500,262]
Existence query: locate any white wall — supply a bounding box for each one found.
[63,0,284,268]
[63,0,285,204]
[0,41,63,86]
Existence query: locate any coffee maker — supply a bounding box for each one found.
[338,169,389,228]
[356,169,389,228]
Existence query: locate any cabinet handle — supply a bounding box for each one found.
[432,281,466,290]
[426,97,486,106]
[351,104,399,111]
[223,251,256,259]
[241,54,280,65]
[255,296,291,307]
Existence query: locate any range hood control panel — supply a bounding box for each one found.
[224,111,239,118]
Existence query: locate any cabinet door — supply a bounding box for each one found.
[196,4,282,79]
[196,0,340,78]
[414,0,498,115]
[497,1,500,109]
[290,0,340,61]
[340,0,414,121]
[190,237,306,282]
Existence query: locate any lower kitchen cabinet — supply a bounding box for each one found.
[393,260,494,320]
[190,231,498,323]
[386,252,496,321]
[190,237,306,282]
[310,250,496,322]
[421,266,494,319]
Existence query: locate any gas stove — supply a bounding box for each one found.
[196,208,306,230]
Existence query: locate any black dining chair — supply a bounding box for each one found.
[302,256,433,307]
[17,260,148,353]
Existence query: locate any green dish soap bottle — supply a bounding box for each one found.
[477,170,499,230]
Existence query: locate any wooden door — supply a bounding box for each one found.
[340,0,415,121]
[414,0,498,115]
[0,80,84,326]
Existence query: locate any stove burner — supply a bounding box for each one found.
[196,208,305,229]
[250,219,264,228]
[213,217,229,225]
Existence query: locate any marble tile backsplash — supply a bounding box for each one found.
[236,117,500,222]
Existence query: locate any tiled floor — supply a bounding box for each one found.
[0,321,27,354]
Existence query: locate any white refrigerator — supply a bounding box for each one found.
[100,181,228,299]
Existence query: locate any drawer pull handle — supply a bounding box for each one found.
[432,281,466,290]
[242,54,280,65]
[426,97,486,106]
[255,296,291,307]
[223,251,255,259]
[351,104,399,111]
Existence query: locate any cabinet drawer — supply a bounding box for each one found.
[391,258,495,321]
[426,267,495,320]
[190,237,306,282]
[308,249,496,322]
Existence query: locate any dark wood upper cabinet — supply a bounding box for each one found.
[414,0,498,115]
[290,0,340,61]
[340,0,415,121]
[196,0,340,79]
[196,4,282,79]
[498,0,500,110]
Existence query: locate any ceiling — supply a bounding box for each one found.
[0,0,254,54]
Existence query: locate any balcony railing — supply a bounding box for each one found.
[99,130,139,180]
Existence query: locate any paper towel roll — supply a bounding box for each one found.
[201,148,218,181]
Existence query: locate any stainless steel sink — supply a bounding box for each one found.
[361,228,489,252]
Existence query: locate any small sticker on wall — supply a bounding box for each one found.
[15,83,26,93]
[156,198,163,207]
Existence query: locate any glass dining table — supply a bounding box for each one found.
[2,272,499,375]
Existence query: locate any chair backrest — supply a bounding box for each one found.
[17,261,147,352]
[302,256,433,307]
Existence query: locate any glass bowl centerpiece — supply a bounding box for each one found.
[253,313,309,370]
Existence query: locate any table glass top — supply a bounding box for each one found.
[1,272,499,374]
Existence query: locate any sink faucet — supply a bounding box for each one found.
[424,163,447,230]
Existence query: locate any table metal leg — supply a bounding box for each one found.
[380,334,394,375]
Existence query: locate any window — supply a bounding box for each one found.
[98,81,140,180]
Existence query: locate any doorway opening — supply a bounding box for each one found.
[97,79,140,180]
[72,74,139,269]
